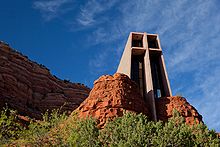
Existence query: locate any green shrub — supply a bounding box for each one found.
[151,116,194,146]
[100,112,156,146]
[0,107,67,145]
[192,123,220,146]
[67,117,100,147]
[0,107,23,144]
[99,111,219,146]
[0,108,219,146]
[19,109,68,144]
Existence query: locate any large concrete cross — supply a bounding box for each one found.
[117,32,172,120]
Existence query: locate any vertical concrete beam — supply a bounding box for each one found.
[159,54,172,96]
[117,33,132,77]
[143,32,148,49]
[143,33,157,121]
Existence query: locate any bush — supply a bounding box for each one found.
[100,111,219,146]
[19,109,68,145]
[0,107,23,144]
[63,111,219,146]
[67,117,100,147]
[100,112,155,146]
[0,107,67,145]
[22,109,67,143]
[0,108,219,146]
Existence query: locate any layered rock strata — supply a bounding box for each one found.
[0,42,90,119]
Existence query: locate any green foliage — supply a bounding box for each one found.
[100,112,155,146]
[64,112,219,146]
[0,107,67,145]
[67,112,219,147]
[67,117,100,147]
[99,112,219,146]
[192,123,220,146]
[0,108,219,146]
[0,107,23,144]
[100,112,195,146]
[21,109,67,143]
[151,113,194,146]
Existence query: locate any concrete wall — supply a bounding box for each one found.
[117,33,132,77]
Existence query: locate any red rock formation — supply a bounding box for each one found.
[0,42,90,119]
[0,41,203,127]
[76,73,150,128]
[155,96,203,125]
[76,73,202,127]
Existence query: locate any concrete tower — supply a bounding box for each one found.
[117,32,172,120]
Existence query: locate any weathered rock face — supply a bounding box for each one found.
[155,96,203,125]
[0,41,203,127]
[76,73,203,127]
[76,73,150,128]
[0,42,90,119]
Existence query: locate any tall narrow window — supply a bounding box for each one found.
[150,53,165,98]
[131,55,145,97]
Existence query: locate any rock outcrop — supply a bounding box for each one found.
[155,96,203,125]
[0,41,203,127]
[0,42,90,119]
[76,73,150,128]
[76,73,203,127]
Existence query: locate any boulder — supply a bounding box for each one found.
[76,73,150,128]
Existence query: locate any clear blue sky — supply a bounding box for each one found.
[1,0,220,131]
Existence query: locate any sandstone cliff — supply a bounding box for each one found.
[76,73,150,128]
[0,41,203,128]
[76,73,203,127]
[0,42,90,119]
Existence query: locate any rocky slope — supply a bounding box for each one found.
[76,73,203,127]
[76,73,150,128]
[0,42,90,119]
